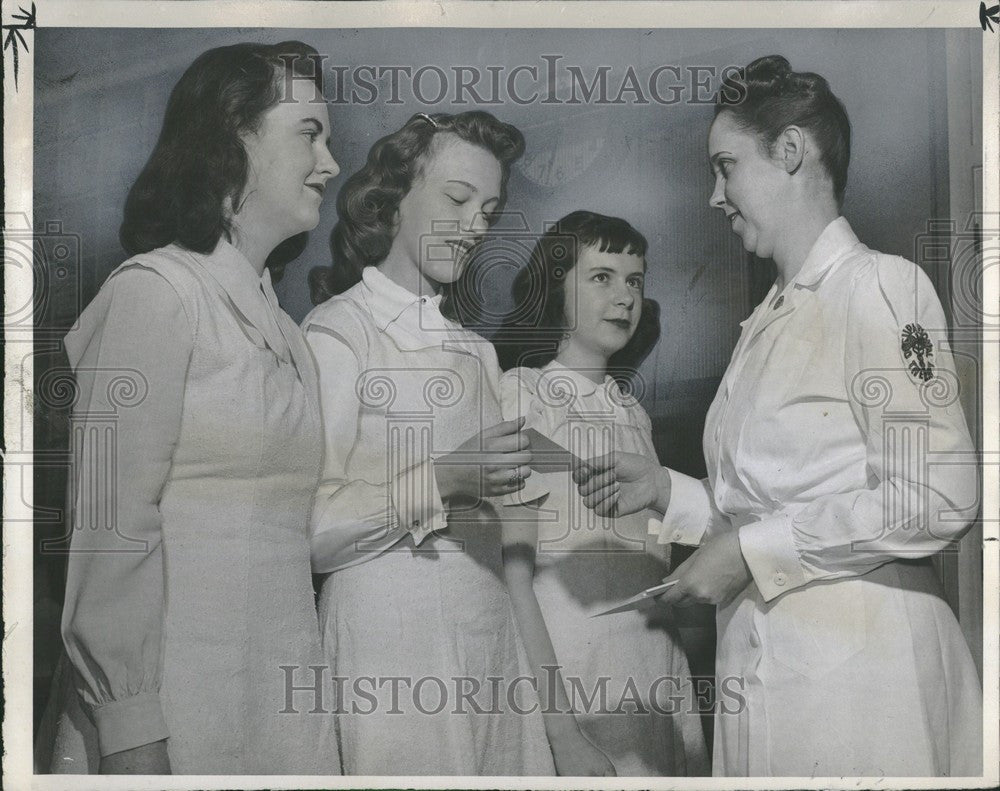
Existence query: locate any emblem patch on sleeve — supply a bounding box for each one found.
[901,323,935,382]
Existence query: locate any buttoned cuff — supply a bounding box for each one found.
[649,470,713,546]
[391,458,446,545]
[92,692,168,757]
[737,514,808,602]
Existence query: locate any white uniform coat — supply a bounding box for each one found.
[653,218,982,776]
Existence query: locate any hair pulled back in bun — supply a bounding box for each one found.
[716,55,851,204]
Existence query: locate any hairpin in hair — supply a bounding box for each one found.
[415,112,439,129]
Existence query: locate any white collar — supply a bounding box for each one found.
[541,359,617,399]
[360,266,445,332]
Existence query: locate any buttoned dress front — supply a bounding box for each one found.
[654,218,982,776]
[500,362,709,777]
[49,242,337,775]
[302,267,554,776]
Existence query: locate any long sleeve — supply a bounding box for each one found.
[738,258,978,601]
[649,469,732,546]
[304,324,447,573]
[60,265,192,757]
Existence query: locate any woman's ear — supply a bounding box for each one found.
[776,125,806,175]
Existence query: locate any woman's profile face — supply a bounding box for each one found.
[236,76,339,246]
[708,111,787,259]
[391,134,502,286]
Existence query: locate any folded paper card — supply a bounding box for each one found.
[590,579,679,617]
[524,428,584,473]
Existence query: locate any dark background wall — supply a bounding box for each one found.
[31,26,981,738]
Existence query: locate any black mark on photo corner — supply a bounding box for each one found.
[980,2,999,32]
[2,3,35,90]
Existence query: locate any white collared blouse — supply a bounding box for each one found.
[302,266,507,573]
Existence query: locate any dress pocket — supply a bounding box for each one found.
[763,580,868,679]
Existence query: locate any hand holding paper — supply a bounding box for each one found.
[655,531,752,608]
[572,450,671,517]
[523,428,583,473]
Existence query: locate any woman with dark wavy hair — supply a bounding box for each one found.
[494,210,708,776]
[45,41,340,774]
[575,55,981,776]
[302,111,555,775]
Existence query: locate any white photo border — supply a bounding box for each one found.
[4,2,998,790]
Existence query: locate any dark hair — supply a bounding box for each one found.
[119,41,324,279]
[715,55,851,204]
[493,210,661,384]
[308,111,525,316]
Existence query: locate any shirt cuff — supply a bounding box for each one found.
[391,458,446,545]
[649,470,713,546]
[737,514,808,602]
[92,692,169,757]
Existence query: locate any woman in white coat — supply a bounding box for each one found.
[574,55,982,777]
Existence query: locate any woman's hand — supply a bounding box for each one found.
[99,740,171,774]
[573,451,671,517]
[659,530,753,608]
[549,726,617,777]
[434,416,533,501]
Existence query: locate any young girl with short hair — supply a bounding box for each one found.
[494,210,709,776]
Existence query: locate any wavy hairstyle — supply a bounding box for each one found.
[308,111,525,318]
[715,54,852,204]
[493,210,661,385]
[119,41,324,279]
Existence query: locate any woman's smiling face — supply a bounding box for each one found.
[560,245,645,363]
[237,77,339,243]
[708,111,789,259]
[391,133,502,286]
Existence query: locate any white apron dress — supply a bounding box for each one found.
[500,362,709,776]
[47,242,337,774]
[302,266,554,776]
[653,218,982,776]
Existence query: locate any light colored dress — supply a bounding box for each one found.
[302,266,555,776]
[48,241,337,774]
[500,361,709,776]
[655,218,982,776]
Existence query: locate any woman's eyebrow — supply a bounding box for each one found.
[299,117,324,130]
